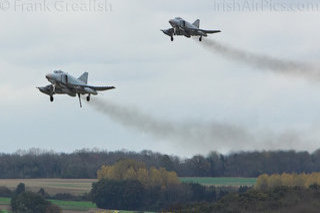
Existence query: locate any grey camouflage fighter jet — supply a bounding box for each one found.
[161,17,221,41]
[37,70,115,107]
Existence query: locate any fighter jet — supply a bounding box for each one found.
[37,70,115,107]
[161,17,221,41]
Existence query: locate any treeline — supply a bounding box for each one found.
[91,179,240,211]
[97,159,180,189]
[1,148,320,178]
[175,185,320,212]
[256,173,320,190]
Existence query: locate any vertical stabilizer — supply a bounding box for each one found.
[192,19,200,28]
[78,72,88,84]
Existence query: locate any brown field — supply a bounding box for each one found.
[0,179,97,195]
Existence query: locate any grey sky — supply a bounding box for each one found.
[1,0,320,157]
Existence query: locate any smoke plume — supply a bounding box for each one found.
[199,39,320,81]
[88,98,308,154]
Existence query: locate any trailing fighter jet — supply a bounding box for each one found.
[161,17,221,41]
[37,70,115,107]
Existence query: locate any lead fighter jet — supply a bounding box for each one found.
[37,70,115,107]
[161,17,221,41]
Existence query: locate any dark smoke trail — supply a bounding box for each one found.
[89,98,253,151]
[88,98,307,153]
[199,39,320,81]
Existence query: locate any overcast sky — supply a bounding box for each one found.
[1,0,320,157]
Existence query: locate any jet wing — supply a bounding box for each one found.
[85,85,116,91]
[199,29,221,34]
[69,82,115,91]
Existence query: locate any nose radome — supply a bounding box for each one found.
[46,74,51,79]
[37,86,45,93]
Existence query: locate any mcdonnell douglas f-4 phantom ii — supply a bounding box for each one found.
[161,17,221,41]
[37,70,115,107]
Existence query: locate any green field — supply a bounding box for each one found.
[0,197,96,211]
[0,198,10,205]
[180,177,257,186]
[48,199,96,211]
[0,197,153,212]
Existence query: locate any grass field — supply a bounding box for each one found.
[0,197,98,211]
[0,197,151,212]
[0,197,10,212]
[180,177,257,186]
[0,198,10,205]
[48,199,96,211]
[0,197,97,212]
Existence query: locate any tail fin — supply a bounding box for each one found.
[78,72,88,84]
[192,19,200,28]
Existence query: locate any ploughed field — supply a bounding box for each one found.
[0,179,94,195]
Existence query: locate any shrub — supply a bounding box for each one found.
[11,191,49,213]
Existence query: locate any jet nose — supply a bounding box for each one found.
[46,74,52,80]
[37,87,44,92]
[37,86,46,93]
[169,19,175,26]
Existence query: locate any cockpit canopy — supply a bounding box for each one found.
[53,70,63,74]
